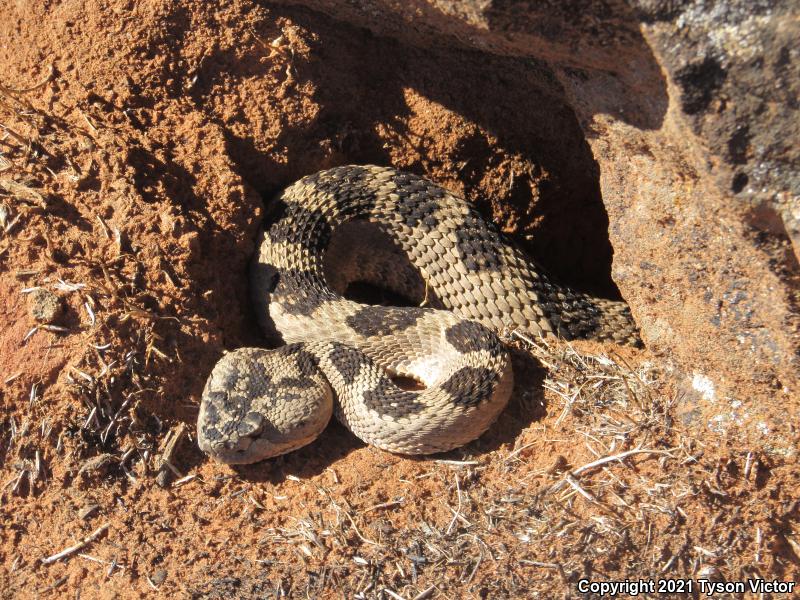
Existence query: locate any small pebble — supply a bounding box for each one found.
[78,453,115,477]
[150,569,167,586]
[697,565,723,581]
[28,288,62,323]
[79,504,100,520]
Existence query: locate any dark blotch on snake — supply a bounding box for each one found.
[207,390,252,441]
[396,186,443,230]
[545,294,603,340]
[362,376,425,418]
[274,269,334,316]
[274,344,321,377]
[327,343,366,384]
[445,320,502,354]
[454,214,503,272]
[276,376,317,390]
[345,306,427,337]
[248,360,272,392]
[274,343,305,357]
[307,166,380,218]
[200,393,224,432]
[268,206,333,253]
[296,350,321,377]
[440,366,497,409]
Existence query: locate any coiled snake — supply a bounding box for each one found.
[198,165,640,464]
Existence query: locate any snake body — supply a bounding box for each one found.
[198,165,640,464]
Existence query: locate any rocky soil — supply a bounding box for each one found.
[0,0,797,597]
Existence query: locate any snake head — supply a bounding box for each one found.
[197,346,333,464]
[197,388,267,464]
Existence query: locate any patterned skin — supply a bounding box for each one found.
[198,166,640,464]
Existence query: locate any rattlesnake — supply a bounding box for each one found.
[197,165,640,464]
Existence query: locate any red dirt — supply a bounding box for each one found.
[0,1,798,598]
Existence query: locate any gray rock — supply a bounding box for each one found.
[637,0,800,256]
[27,288,62,324]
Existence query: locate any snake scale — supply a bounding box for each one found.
[197,165,640,464]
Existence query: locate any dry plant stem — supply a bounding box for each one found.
[0,65,54,95]
[411,586,436,600]
[41,523,110,565]
[156,422,187,487]
[363,498,405,513]
[549,448,674,494]
[0,178,47,207]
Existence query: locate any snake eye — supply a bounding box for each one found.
[237,412,265,437]
[206,391,227,406]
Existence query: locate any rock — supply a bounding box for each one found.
[636,0,800,260]
[696,564,724,582]
[27,288,62,323]
[78,504,100,520]
[78,454,116,478]
[149,569,167,586]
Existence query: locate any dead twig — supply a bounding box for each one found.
[156,422,187,487]
[0,65,54,96]
[41,523,110,565]
[0,178,47,207]
[549,448,674,494]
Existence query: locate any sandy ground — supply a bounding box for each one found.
[0,1,798,598]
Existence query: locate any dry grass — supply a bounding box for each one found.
[0,71,176,508]
[186,333,774,598]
